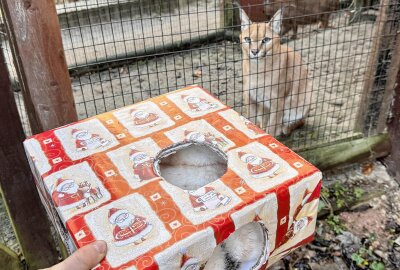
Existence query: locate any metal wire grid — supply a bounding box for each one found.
[0,0,393,263]
[54,0,387,151]
[0,0,391,152]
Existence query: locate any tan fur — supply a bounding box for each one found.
[240,9,311,136]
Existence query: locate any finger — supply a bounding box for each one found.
[48,240,107,270]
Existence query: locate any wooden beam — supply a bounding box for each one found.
[0,0,77,134]
[0,47,59,268]
[0,244,21,270]
[355,0,400,134]
[376,2,400,132]
[355,0,388,134]
[386,63,400,184]
[299,134,391,171]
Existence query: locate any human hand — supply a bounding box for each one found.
[43,240,107,270]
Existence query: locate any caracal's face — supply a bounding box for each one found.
[240,23,278,60]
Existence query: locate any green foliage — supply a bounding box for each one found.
[351,252,368,268]
[332,181,346,198]
[320,186,330,198]
[318,200,326,213]
[326,214,346,235]
[370,261,385,270]
[322,181,366,210]
[354,187,365,199]
[351,246,385,270]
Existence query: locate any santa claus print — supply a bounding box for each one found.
[280,188,314,246]
[130,108,161,128]
[184,130,228,148]
[51,175,103,211]
[108,208,153,247]
[181,95,218,112]
[129,147,158,181]
[71,128,111,152]
[238,151,280,179]
[180,250,200,270]
[187,186,231,212]
[240,116,264,136]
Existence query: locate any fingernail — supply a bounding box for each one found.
[93,240,107,254]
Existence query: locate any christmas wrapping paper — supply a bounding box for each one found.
[24,85,322,270]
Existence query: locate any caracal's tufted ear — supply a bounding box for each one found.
[238,4,252,31]
[269,8,283,34]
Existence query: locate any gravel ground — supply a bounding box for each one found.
[0,195,21,255]
[70,10,377,150]
[273,161,400,270]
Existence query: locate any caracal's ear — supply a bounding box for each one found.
[237,4,252,31]
[269,8,283,34]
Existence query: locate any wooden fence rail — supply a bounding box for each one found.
[0,0,77,134]
[0,47,58,269]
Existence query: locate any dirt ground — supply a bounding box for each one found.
[274,161,400,270]
[69,9,377,150]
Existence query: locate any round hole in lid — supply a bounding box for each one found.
[155,143,228,191]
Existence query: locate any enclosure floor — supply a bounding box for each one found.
[61,0,222,68]
[0,195,20,255]
[70,11,376,150]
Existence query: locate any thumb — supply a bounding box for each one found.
[46,240,107,270]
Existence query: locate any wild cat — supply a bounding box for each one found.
[159,146,268,269]
[240,8,312,137]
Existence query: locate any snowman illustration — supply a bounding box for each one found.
[187,187,231,212]
[71,128,110,151]
[181,95,217,112]
[130,108,161,128]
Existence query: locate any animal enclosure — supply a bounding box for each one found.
[0,0,399,267]
[1,0,397,151]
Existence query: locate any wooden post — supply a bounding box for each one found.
[240,0,266,22]
[386,66,400,184]
[299,134,391,171]
[0,0,77,134]
[355,0,400,134]
[0,49,59,268]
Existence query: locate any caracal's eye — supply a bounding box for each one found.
[244,37,251,43]
[261,37,271,44]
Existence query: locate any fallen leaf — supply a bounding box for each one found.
[193,68,202,78]
[361,162,374,175]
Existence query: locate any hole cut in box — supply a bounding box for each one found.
[154,142,228,191]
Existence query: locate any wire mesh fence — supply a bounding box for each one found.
[1,0,396,149]
[0,0,397,264]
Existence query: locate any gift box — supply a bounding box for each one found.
[24,85,321,269]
